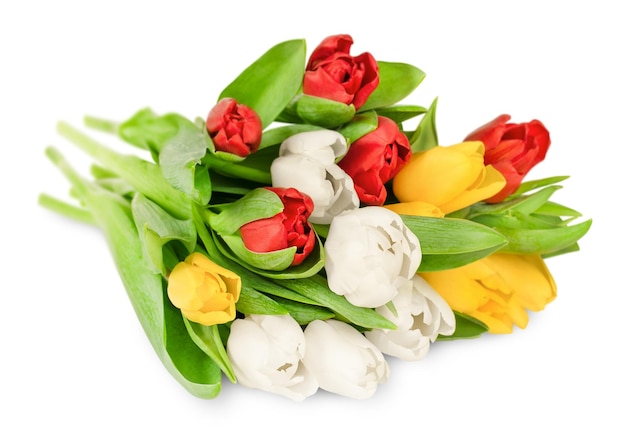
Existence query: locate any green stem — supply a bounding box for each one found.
[56,121,191,220]
[83,115,120,134]
[205,152,272,184]
[38,193,96,225]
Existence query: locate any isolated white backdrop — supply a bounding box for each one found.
[1,1,622,447]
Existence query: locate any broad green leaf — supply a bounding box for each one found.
[338,111,379,145]
[535,201,583,218]
[375,105,427,124]
[207,188,284,235]
[495,219,592,255]
[272,275,396,330]
[237,285,289,316]
[410,97,438,152]
[219,39,306,128]
[401,215,508,271]
[507,185,562,215]
[159,122,211,205]
[272,297,335,325]
[292,94,355,128]
[512,175,569,197]
[259,124,323,149]
[221,234,297,272]
[438,312,488,340]
[204,151,272,184]
[360,61,426,111]
[183,319,236,383]
[45,147,222,398]
[131,194,196,275]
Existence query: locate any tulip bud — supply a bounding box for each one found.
[464,114,551,202]
[167,252,240,326]
[206,98,262,158]
[208,187,318,272]
[365,276,455,361]
[303,319,389,399]
[227,314,318,401]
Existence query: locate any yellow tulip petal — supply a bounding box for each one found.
[384,201,445,218]
[438,165,506,214]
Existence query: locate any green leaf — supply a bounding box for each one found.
[183,319,236,383]
[410,97,438,152]
[272,275,396,330]
[338,111,379,145]
[131,194,196,275]
[495,218,592,255]
[237,286,289,316]
[360,61,426,111]
[44,147,221,398]
[291,94,355,128]
[438,312,488,340]
[534,201,583,218]
[159,122,211,205]
[259,124,323,150]
[512,175,569,197]
[219,39,306,128]
[400,215,508,271]
[375,105,428,124]
[272,297,335,325]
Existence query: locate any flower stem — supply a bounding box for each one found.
[38,193,96,225]
[83,115,119,134]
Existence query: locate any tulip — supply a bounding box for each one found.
[365,276,455,361]
[167,252,240,326]
[206,97,262,157]
[271,130,359,224]
[227,314,318,401]
[420,253,557,334]
[303,34,379,110]
[324,206,421,308]
[338,116,412,206]
[303,319,389,399]
[464,114,551,202]
[392,141,506,215]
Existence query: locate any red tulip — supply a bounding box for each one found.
[338,116,412,205]
[303,34,379,110]
[206,98,262,157]
[464,114,551,202]
[240,187,316,266]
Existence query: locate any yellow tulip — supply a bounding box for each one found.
[420,253,557,334]
[167,252,241,326]
[392,141,506,215]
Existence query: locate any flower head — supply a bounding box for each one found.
[303,319,389,399]
[391,141,506,215]
[324,206,421,308]
[227,314,318,401]
[167,252,240,326]
[464,114,551,202]
[338,116,412,205]
[206,97,262,157]
[420,253,557,334]
[303,34,379,109]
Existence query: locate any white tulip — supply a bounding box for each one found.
[303,319,390,399]
[226,314,318,401]
[271,130,359,224]
[366,276,456,361]
[324,206,422,308]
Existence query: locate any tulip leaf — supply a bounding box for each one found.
[410,97,439,152]
[219,39,306,128]
[534,201,583,218]
[204,151,273,185]
[375,105,428,124]
[272,275,397,330]
[45,147,222,398]
[159,121,212,205]
[495,219,592,255]
[438,312,488,340]
[131,193,196,275]
[237,286,289,316]
[57,121,192,220]
[400,215,508,271]
[259,124,323,150]
[183,318,236,383]
[511,175,570,197]
[292,94,356,128]
[360,61,426,111]
[338,111,379,145]
[271,297,336,325]
[207,187,284,235]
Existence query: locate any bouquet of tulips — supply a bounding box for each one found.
[39,34,592,401]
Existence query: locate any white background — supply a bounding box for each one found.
[1,1,623,446]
